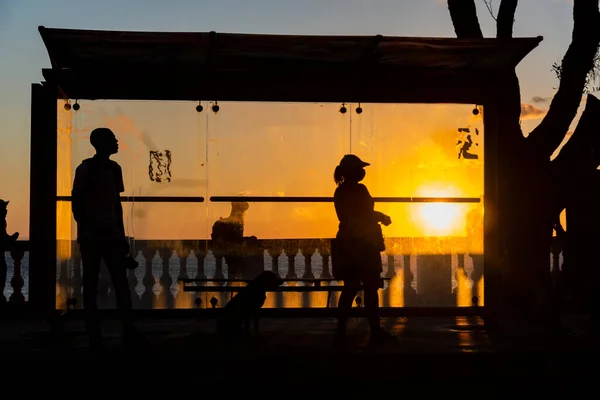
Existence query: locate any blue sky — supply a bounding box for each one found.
[0,0,583,236]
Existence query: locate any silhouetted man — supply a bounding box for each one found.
[72,127,140,349]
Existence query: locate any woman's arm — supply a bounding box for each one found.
[373,210,392,226]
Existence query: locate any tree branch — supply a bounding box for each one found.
[448,0,484,38]
[527,0,600,159]
[482,0,497,21]
[552,94,600,172]
[496,0,518,39]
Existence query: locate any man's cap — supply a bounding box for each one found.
[338,154,370,169]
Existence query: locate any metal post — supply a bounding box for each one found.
[28,83,57,318]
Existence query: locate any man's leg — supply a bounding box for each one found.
[103,246,135,335]
[81,242,102,347]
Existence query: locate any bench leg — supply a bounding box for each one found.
[327,292,332,308]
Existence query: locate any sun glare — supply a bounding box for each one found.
[416,184,465,236]
[418,203,462,235]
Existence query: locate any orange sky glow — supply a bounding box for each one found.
[55,100,484,249]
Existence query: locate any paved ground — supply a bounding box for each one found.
[2,314,600,390]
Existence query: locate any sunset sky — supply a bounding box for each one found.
[0,0,588,240]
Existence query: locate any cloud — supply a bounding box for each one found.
[531,96,552,104]
[521,103,547,120]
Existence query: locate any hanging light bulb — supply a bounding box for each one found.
[212,101,220,113]
[472,105,480,115]
[339,102,347,114]
[73,100,80,111]
[196,101,203,112]
[64,100,71,111]
[356,103,363,114]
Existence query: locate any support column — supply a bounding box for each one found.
[482,96,500,324]
[28,83,57,318]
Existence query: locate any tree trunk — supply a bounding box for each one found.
[528,0,600,158]
[497,0,518,39]
[447,0,483,38]
[552,95,600,318]
[447,0,600,325]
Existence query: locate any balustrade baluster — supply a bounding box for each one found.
[176,248,191,307]
[157,248,174,309]
[9,244,25,305]
[193,248,206,306]
[453,253,469,306]
[320,241,332,279]
[550,238,562,286]
[386,254,396,278]
[141,247,156,309]
[127,265,140,308]
[57,259,69,309]
[213,250,225,280]
[267,247,281,279]
[302,246,315,280]
[285,246,298,280]
[299,247,313,308]
[266,246,284,308]
[194,247,207,280]
[403,254,416,306]
[469,252,484,304]
[0,251,5,305]
[72,253,82,308]
[454,253,467,286]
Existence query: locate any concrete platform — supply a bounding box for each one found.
[2,314,600,389]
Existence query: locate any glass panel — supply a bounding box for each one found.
[57,100,207,197]
[206,102,348,197]
[348,103,484,198]
[55,100,484,310]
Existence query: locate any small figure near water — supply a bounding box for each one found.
[211,201,260,279]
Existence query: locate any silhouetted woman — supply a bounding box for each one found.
[332,154,393,342]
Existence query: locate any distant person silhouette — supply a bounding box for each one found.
[211,201,259,279]
[1,199,19,305]
[72,127,141,350]
[331,154,393,343]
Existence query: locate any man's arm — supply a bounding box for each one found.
[114,164,126,240]
[71,165,87,223]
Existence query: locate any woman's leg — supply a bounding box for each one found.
[362,268,382,331]
[336,270,360,335]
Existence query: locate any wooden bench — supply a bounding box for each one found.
[179,277,391,308]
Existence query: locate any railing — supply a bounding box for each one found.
[2,240,29,307]
[3,237,564,312]
[4,237,483,310]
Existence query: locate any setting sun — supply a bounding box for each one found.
[418,202,463,235]
[415,184,467,237]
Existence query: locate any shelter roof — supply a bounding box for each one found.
[38,26,543,103]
